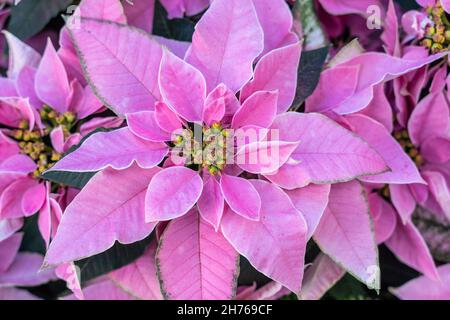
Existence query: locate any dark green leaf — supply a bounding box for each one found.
[7,0,73,40]
[413,206,450,263]
[75,235,153,283]
[41,128,114,189]
[152,0,195,41]
[19,215,46,255]
[293,0,327,50]
[291,46,328,111]
[394,0,421,10]
[325,274,371,300]
[238,257,271,287]
[41,171,96,189]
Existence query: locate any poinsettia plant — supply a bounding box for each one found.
[0,0,449,301]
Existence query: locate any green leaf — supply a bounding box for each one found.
[41,171,96,189]
[7,0,73,40]
[75,235,153,283]
[291,46,328,111]
[413,206,450,263]
[293,0,327,50]
[325,274,371,300]
[152,0,195,41]
[394,0,420,10]
[19,215,46,255]
[41,128,114,189]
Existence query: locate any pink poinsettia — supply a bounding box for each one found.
[0,231,55,300]
[0,32,122,247]
[306,3,450,281]
[42,0,394,299]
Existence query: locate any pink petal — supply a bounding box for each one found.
[357,84,393,132]
[122,0,155,32]
[408,92,449,146]
[69,17,162,115]
[310,52,447,114]
[154,36,190,59]
[0,287,40,300]
[390,184,416,223]
[241,42,301,113]
[0,218,23,242]
[314,181,379,289]
[3,31,41,79]
[251,0,298,55]
[236,140,300,175]
[44,165,158,266]
[286,184,331,240]
[421,137,450,164]
[109,241,163,300]
[154,102,182,134]
[35,39,71,113]
[299,253,345,300]
[220,173,261,221]
[16,66,42,110]
[55,262,84,300]
[306,65,360,113]
[0,232,22,272]
[78,117,124,137]
[0,178,37,219]
[271,112,388,183]
[197,175,224,230]
[368,193,397,244]
[391,264,450,300]
[0,155,36,174]
[381,0,400,56]
[319,0,384,16]
[186,0,264,92]
[71,85,103,120]
[157,211,239,299]
[77,0,127,22]
[159,50,206,122]
[221,180,307,293]
[232,91,278,129]
[50,126,65,154]
[0,131,19,161]
[239,281,290,300]
[21,182,46,216]
[0,78,18,97]
[347,114,424,184]
[443,0,450,13]
[0,253,55,287]
[205,83,240,118]
[386,215,439,281]
[263,162,312,190]
[127,111,171,142]
[145,167,203,222]
[202,91,226,126]
[49,127,168,172]
[422,170,450,220]
[38,189,52,248]
[63,280,134,300]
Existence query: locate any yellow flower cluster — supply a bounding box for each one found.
[11,106,77,179]
[422,3,450,53]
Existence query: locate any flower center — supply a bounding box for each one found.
[421,2,450,53]
[173,122,230,175]
[10,106,76,179]
[394,129,424,167]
